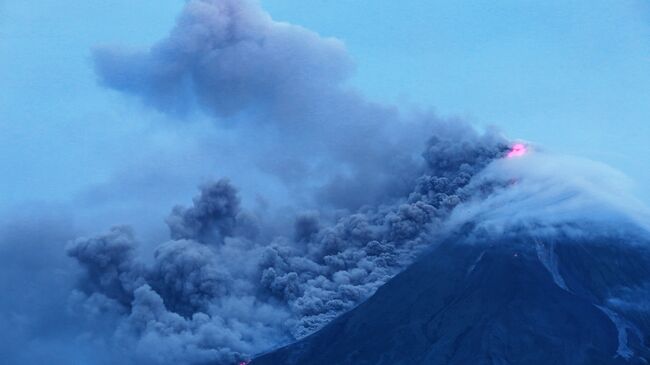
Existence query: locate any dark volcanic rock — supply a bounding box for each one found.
[253,235,650,365]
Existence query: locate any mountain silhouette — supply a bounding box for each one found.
[253,232,650,365]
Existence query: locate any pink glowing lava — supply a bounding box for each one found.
[507,143,527,158]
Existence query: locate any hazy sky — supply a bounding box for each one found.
[2,0,649,212]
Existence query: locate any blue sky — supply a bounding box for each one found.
[2,0,649,213]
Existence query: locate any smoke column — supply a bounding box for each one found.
[0,1,647,364]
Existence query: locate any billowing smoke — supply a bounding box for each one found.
[69,0,649,363]
[165,179,242,243]
[67,129,508,363]
[92,0,442,211]
[93,0,351,118]
[1,0,648,364]
[60,1,516,362]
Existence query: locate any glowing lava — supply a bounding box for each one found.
[507,143,527,158]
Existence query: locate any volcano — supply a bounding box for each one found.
[252,232,650,365]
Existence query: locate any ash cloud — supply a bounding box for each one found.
[0,207,130,365]
[66,129,508,363]
[93,0,352,118]
[93,0,442,212]
[72,0,649,363]
[1,0,648,364]
[166,179,241,243]
[66,145,650,364]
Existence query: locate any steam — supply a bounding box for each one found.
[448,151,650,239]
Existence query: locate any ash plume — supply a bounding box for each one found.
[92,0,447,211]
[79,2,512,361]
[166,179,241,243]
[0,0,647,365]
[68,0,649,363]
[67,127,507,363]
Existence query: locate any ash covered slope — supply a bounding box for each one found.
[254,153,650,365]
[253,233,650,365]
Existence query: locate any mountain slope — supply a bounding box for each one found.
[252,235,650,365]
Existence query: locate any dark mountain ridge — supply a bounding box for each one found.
[253,231,650,365]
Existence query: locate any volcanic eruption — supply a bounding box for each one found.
[3,1,644,364]
[251,151,650,365]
